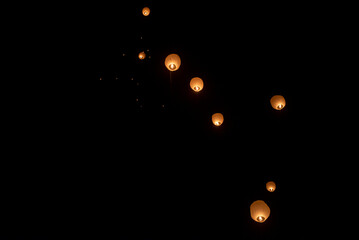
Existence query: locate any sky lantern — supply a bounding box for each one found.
[138,51,146,60]
[212,113,224,126]
[250,200,271,223]
[165,54,181,71]
[270,95,286,110]
[190,77,204,92]
[142,7,150,16]
[266,181,276,192]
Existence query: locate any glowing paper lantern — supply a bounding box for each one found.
[212,113,224,126]
[165,54,181,71]
[270,95,286,110]
[138,51,146,60]
[190,77,204,92]
[266,181,276,192]
[142,7,150,16]
[250,200,270,223]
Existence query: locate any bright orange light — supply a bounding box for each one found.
[165,54,181,71]
[138,51,146,60]
[266,181,276,192]
[270,95,286,110]
[250,200,270,223]
[212,113,224,126]
[142,7,150,16]
[190,77,204,92]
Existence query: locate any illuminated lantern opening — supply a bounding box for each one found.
[212,113,224,126]
[270,95,286,110]
[165,54,181,71]
[190,77,204,92]
[138,51,146,60]
[250,200,270,223]
[142,7,150,16]
[266,181,276,192]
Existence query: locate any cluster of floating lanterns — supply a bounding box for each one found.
[141,6,287,121]
[250,181,277,223]
[141,6,281,224]
[163,51,286,127]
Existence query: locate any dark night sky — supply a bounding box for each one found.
[1,1,348,239]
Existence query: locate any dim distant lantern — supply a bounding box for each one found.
[142,7,150,16]
[212,113,224,126]
[138,51,146,60]
[270,95,286,110]
[190,77,204,92]
[250,200,270,223]
[165,54,181,71]
[266,181,276,192]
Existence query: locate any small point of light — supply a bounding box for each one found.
[194,86,201,92]
[169,63,176,70]
[257,216,265,222]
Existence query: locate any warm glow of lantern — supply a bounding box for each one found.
[212,113,224,126]
[142,7,150,16]
[266,181,276,192]
[165,54,181,71]
[250,200,270,223]
[138,51,146,60]
[270,95,286,110]
[190,77,204,92]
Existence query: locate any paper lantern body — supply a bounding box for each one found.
[266,181,276,192]
[212,113,224,126]
[250,200,270,223]
[142,7,150,16]
[270,95,286,110]
[190,77,204,92]
[138,51,146,60]
[165,54,181,71]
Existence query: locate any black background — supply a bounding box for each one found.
[1,1,346,239]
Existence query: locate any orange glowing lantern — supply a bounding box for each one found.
[250,200,270,223]
[165,54,181,71]
[190,77,204,92]
[266,181,276,192]
[212,113,224,126]
[142,7,150,16]
[270,95,286,110]
[138,51,146,60]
